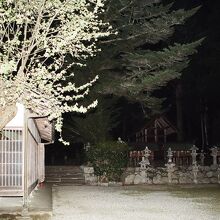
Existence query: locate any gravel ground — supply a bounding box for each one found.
[52,185,220,220]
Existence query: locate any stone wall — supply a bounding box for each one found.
[82,166,123,186]
[124,166,220,185]
[82,165,220,186]
[82,166,98,185]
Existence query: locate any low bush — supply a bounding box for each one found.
[87,141,129,181]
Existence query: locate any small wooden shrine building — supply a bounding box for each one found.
[0,103,53,196]
[134,115,177,145]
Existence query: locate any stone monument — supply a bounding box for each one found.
[165,148,175,184]
[200,150,205,166]
[211,146,218,167]
[190,145,199,184]
[138,146,151,183]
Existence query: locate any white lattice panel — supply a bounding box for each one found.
[0,128,23,195]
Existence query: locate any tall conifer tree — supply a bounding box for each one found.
[67,0,203,142]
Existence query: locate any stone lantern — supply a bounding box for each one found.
[211,146,218,167]
[217,165,220,184]
[165,148,175,184]
[190,145,199,184]
[200,150,205,166]
[190,145,198,165]
[167,147,173,163]
[84,142,91,152]
[138,146,151,181]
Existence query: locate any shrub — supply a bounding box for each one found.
[87,141,129,181]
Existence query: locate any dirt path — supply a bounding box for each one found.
[52,185,220,220]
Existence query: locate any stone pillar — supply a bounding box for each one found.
[166,163,175,184]
[217,165,220,184]
[139,156,147,170]
[167,147,173,163]
[84,142,91,152]
[190,145,198,165]
[165,148,175,184]
[200,150,205,166]
[192,163,199,184]
[211,146,218,167]
[190,145,199,184]
[83,167,98,185]
[144,146,151,166]
[138,146,151,183]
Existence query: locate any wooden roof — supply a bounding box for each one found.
[2,103,54,142]
[34,118,53,142]
[137,115,177,135]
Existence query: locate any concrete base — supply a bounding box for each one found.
[0,184,52,219]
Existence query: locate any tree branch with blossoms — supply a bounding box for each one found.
[0,0,111,144]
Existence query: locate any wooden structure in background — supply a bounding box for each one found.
[0,103,53,196]
[135,116,177,144]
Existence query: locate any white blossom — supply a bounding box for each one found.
[0,0,111,143]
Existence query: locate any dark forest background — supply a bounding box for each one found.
[167,0,220,146]
[46,0,220,165]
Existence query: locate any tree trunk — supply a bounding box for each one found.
[176,83,184,142]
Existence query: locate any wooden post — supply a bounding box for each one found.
[145,129,148,143]
[23,110,29,212]
[164,129,167,144]
[154,121,158,143]
[17,110,33,220]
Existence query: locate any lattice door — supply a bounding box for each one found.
[0,128,23,196]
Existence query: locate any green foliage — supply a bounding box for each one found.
[65,0,203,143]
[87,141,129,181]
[64,97,120,144]
[123,40,204,93]
[80,0,203,113]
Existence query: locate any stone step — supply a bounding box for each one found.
[46,177,85,181]
[46,176,84,180]
[46,177,85,184]
[52,183,84,186]
[45,166,85,184]
[60,178,84,182]
[45,170,83,173]
[45,178,61,183]
[45,169,83,173]
[45,172,83,176]
[45,173,83,178]
[45,166,82,171]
